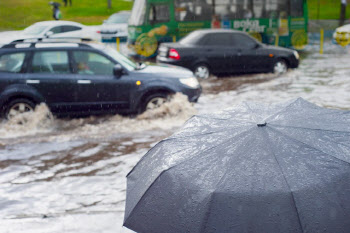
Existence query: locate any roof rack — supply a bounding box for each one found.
[1,37,97,49]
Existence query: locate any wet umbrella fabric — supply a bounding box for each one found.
[124,98,350,233]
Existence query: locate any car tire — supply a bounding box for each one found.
[140,93,169,113]
[4,98,36,120]
[273,59,288,74]
[193,64,210,79]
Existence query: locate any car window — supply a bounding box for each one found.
[231,34,258,49]
[31,51,70,74]
[62,26,82,33]
[73,51,115,75]
[50,26,63,34]
[201,33,231,46]
[0,52,26,73]
[149,4,170,23]
[175,0,212,21]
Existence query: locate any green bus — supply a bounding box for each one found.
[128,0,308,58]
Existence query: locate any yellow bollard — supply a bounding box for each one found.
[275,34,279,46]
[116,37,120,51]
[320,28,324,54]
[173,35,176,42]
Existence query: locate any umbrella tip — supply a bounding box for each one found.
[257,122,267,127]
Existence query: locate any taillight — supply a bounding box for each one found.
[97,30,101,34]
[169,48,180,60]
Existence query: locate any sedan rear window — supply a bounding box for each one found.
[0,52,26,73]
[200,33,232,46]
[62,26,81,33]
[179,30,203,45]
[231,34,258,49]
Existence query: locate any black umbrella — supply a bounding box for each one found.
[124,98,350,233]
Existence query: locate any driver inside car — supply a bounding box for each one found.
[75,52,94,75]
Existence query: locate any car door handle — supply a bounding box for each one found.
[26,80,40,84]
[77,80,91,84]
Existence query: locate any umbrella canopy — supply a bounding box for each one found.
[124,98,350,233]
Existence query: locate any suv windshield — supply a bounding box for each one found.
[105,13,130,24]
[129,0,146,26]
[102,47,137,71]
[23,24,47,35]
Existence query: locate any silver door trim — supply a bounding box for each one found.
[77,80,91,84]
[26,80,40,84]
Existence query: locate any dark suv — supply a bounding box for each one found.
[0,41,201,118]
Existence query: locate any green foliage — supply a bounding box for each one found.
[308,0,350,20]
[1,0,350,31]
[0,0,133,31]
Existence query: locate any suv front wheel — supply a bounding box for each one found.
[4,98,35,119]
[140,93,169,113]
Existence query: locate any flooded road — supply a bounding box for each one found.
[1,44,350,233]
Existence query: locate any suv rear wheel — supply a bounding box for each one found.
[5,98,35,119]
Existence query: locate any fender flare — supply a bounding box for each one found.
[0,84,45,109]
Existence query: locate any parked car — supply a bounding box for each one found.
[157,29,300,79]
[100,11,130,42]
[0,41,201,119]
[0,21,101,48]
[333,24,350,47]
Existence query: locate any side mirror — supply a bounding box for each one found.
[254,43,261,49]
[45,31,54,38]
[113,64,124,77]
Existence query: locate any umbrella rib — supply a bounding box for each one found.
[199,135,255,233]
[262,128,305,233]
[243,102,260,122]
[269,127,350,166]
[125,126,256,222]
[126,130,236,178]
[263,98,309,122]
[169,129,235,140]
[265,100,349,124]
[269,123,350,135]
[269,124,350,151]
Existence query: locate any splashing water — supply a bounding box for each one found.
[0,103,55,139]
[0,93,196,143]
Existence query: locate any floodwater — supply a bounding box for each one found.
[1,43,350,233]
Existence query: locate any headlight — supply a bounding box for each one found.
[293,51,299,60]
[179,77,199,88]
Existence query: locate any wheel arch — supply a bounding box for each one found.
[136,87,175,113]
[0,86,45,111]
[275,57,290,68]
[191,61,211,72]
